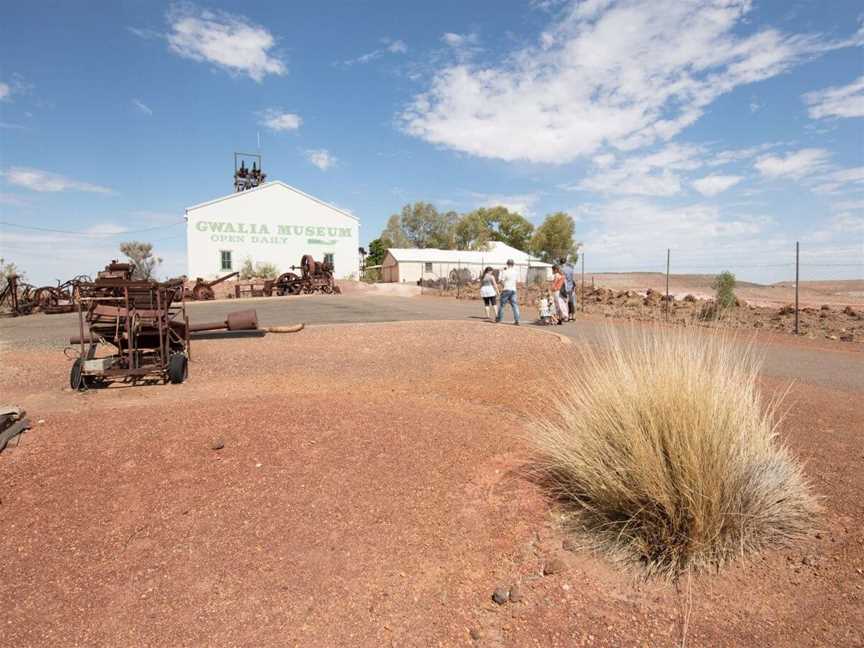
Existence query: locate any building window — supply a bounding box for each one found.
[220,250,232,271]
[324,253,334,266]
[424,262,433,272]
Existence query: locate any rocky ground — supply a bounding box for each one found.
[1,321,861,647]
[426,283,864,343]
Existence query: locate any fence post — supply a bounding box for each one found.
[794,241,799,335]
[665,248,670,321]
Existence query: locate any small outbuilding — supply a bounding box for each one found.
[381,241,552,284]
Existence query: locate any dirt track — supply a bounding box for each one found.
[1,321,862,647]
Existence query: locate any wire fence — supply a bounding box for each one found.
[416,241,863,338]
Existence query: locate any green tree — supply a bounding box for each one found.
[712,271,737,309]
[120,241,162,280]
[455,210,492,250]
[365,238,389,266]
[381,213,409,248]
[455,206,534,251]
[381,202,458,249]
[529,212,580,263]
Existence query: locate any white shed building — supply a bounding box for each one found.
[381,241,552,284]
[186,181,360,280]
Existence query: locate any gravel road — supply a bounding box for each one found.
[2,292,861,391]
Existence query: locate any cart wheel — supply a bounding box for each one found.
[70,358,89,391]
[168,353,188,384]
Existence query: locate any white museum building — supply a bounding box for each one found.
[381,241,552,283]
[185,181,360,280]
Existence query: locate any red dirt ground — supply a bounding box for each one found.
[1,322,861,647]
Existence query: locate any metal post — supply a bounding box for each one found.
[665,248,670,321]
[794,241,799,335]
[580,253,585,313]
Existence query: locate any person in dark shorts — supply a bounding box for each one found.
[479,266,499,319]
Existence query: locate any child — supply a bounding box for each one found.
[538,291,556,325]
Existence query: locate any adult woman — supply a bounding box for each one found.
[550,265,568,325]
[479,266,499,320]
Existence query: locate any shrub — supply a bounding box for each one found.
[254,262,279,278]
[240,257,278,279]
[713,271,737,310]
[529,328,817,577]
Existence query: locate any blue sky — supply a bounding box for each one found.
[1,0,862,285]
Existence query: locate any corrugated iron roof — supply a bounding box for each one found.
[386,241,551,266]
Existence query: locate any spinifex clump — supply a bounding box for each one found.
[530,328,817,577]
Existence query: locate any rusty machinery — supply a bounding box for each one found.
[68,261,258,389]
[273,254,341,296]
[0,274,37,316]
[32,275,91,314]
[1,274,93,316]
[187,270,239,301]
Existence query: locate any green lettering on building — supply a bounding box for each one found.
[196,220,353,246]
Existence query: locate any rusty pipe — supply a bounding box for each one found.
[187,309,258,332]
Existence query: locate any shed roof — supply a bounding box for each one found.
[386,241,551,266]
[185,181,359,221]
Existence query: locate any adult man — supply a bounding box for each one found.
[495,259,521,325]
[561,257,576,321]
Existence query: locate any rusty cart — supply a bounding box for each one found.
[187,270,239,301]
[68,262,259,389]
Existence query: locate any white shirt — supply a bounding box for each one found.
[500,267,518,291]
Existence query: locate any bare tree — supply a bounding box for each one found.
[120,241,162,280]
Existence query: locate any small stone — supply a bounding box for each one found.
[37,419,45,424]
[469,628,483,641]
[802,555,819,567]
[543,558,567,575]
[211,438,225,450]
[562,537,578,552]
[492,586,509,605]
[508,584,523,603]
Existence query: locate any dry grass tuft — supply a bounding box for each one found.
[529,327,818,577]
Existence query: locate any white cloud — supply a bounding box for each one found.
[0,82,10,101]
[812,166,864,194]
[803,75,864,120]
[830,212,864,233]
[340,37,407,66]
[258,108,302,132]
[471,192,539,217]
[1,167,113,194]
[305,149,337,171]
[81,223,130,237]
[754,148,831,179]
[165,5,286,82]
[582,198,771,270]
[575,143,703,196]
[441,32,478,48]
[387,39,407,54]
[707,143,779,167]
[132,98,153,115]
[692,174,743,196]
[401,1,862,163]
